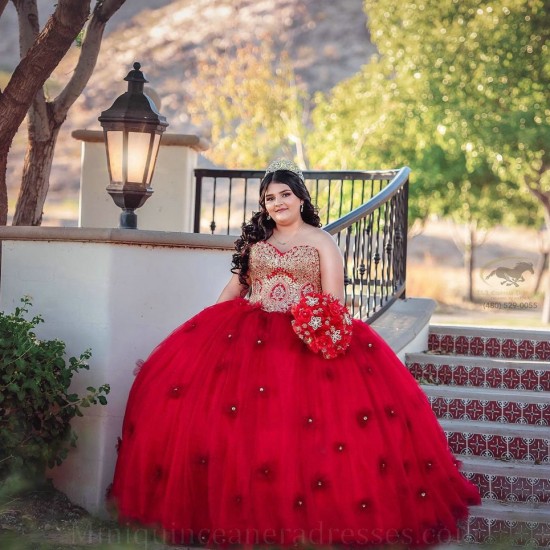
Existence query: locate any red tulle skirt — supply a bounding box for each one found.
[109,298,480,547]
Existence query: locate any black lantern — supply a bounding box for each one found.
[98,62,168,229]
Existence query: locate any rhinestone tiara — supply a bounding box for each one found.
[265,158,304,182]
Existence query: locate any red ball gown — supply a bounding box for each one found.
[110,242,480,547]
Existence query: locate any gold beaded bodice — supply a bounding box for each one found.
[248,242,322,313]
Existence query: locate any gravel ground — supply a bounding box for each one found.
[0,483,515,550]
[0,483,172,550]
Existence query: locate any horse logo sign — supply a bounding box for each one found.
[481,258,534,288]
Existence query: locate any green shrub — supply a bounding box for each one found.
[0,297,109,480]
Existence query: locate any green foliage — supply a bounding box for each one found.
[307,0,547,229]
[307,59,437,223]
[188,41,310,169]
[75,29,85,48]
[0,297,109,481]
[363,0,549,198]
[186,1,547,233]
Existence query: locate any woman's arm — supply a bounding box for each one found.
[217,273,249,303]
[316,232,345,304]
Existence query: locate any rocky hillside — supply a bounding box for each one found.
[1,0,375,224]
[0,0,174,70]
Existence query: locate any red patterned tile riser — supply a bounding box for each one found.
[428,396,549,425]
[407,362,550,391]
[428,333,550,360]
[463,471,550,503]
[459,516,550,546]
[445,431,550,462]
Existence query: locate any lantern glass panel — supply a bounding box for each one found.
[106,130,124,183]
[146,133,161,184]
[127,131,154,184]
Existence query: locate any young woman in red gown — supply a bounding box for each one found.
[109,159,480,547]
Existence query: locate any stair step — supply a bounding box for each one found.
[428,325,550,361]
[460,499,550,546]
[406,352,550,391]
[421,384,549,425]
[420,325,550,544]
[459,455,550,504]
[439,419,550,462]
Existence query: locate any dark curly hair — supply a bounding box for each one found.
[231,170,321,286]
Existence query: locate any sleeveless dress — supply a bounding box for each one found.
[109,242,480,547]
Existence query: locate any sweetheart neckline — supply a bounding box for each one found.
[258,241,319,256]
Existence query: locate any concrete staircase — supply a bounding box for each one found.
[406,325,550,547]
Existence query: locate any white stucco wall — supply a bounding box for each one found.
[0,231,233,516]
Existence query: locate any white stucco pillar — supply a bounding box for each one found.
[74,130,209,232]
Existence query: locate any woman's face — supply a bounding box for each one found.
[264,182,303,226]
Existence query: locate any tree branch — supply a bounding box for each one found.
[13,0,50,140]
[524,163,550,197]
[0,0,90,141]
[12,0,39,58]
[0,0,9,20]
[526,185,549,204]
[94,0,126,23]
[53,0,126,121]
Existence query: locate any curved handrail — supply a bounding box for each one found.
[193,168,408,234]
[324,167,410,323]
[324,167,410,234]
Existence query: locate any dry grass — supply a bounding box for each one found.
[406,261,465,306]
[406,221,547,329]
[407,261,546,329]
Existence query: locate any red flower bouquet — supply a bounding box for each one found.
[291,292,353,359]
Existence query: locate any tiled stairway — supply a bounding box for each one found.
[406,325,550,547]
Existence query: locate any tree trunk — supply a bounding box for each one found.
[464,224,475,302]
[524,177,550,324]
[534,250,548,295]
[11,0,127,225]
[541,209,550,324]
[0,0,91,225]
[12,125,60,225]
[543,286,550,324]
[0,149,8,225]
[0,0,9,19]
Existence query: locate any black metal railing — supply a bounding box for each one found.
[194,169,390,234]
[194,167,410,322]
[324,167,410,322]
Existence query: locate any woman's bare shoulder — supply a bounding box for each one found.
[306,227,338,245]
[302,227,341,255]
